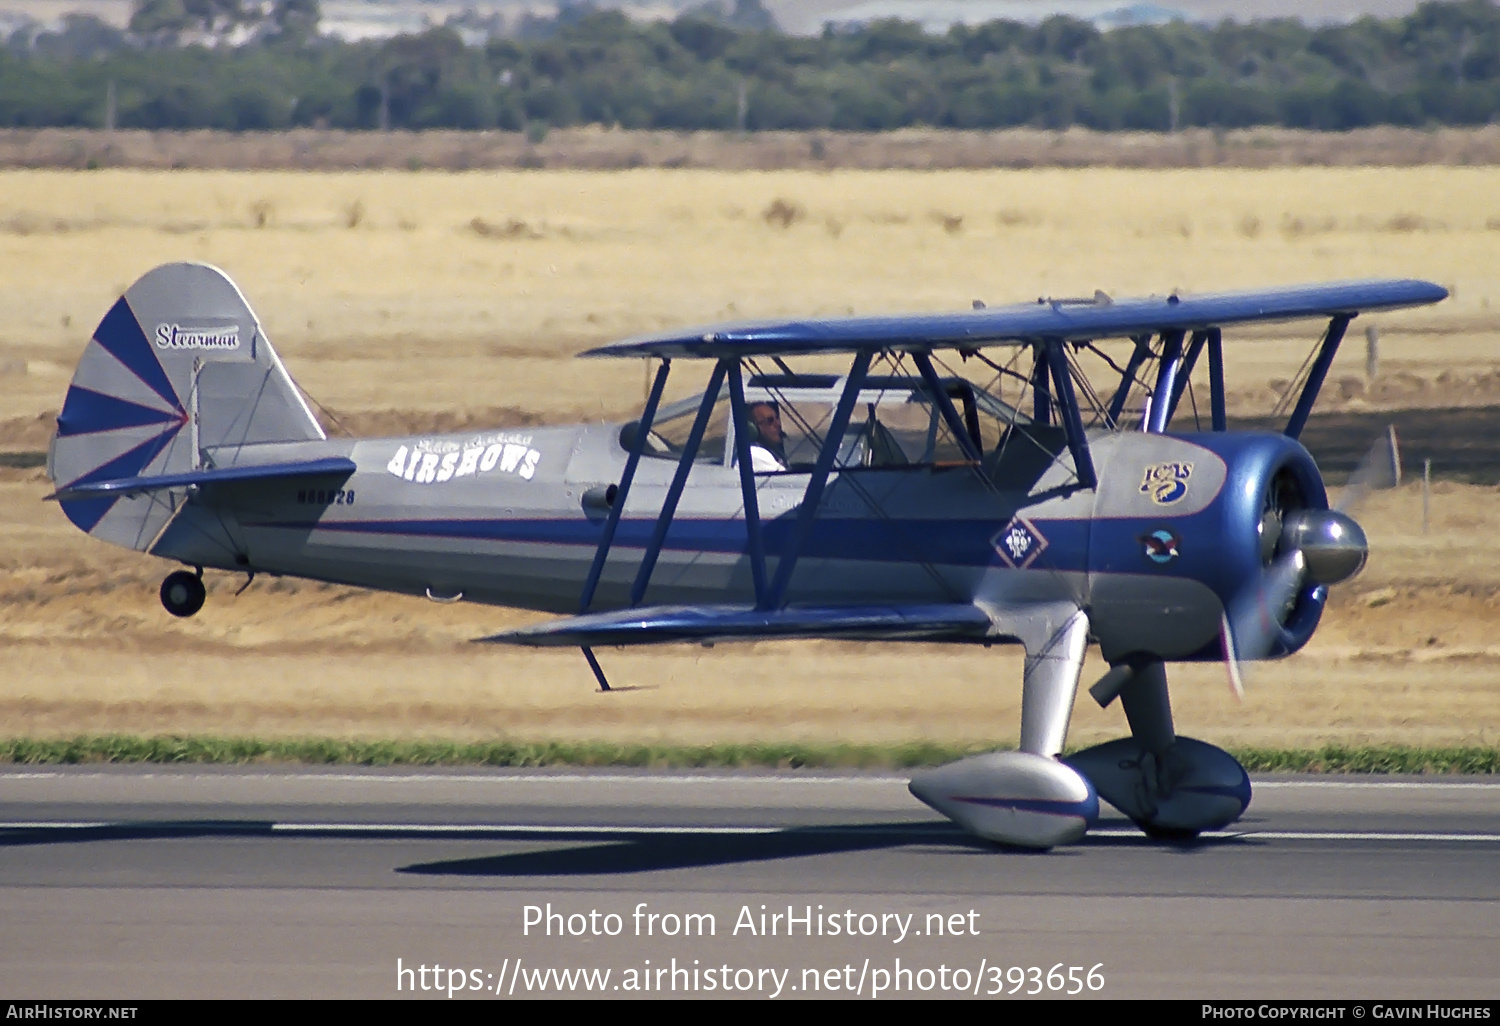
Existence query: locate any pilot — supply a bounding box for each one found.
[747,401,788,471]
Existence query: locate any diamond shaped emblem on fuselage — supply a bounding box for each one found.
[992,516,1048,569]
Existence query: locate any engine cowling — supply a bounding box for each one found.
[1087,432,1332,664]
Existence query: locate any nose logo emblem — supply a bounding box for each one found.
[1141,461,1194,504]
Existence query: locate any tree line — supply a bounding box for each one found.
[3,0,1500,132]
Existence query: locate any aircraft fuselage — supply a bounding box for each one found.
[150,420,1326,665]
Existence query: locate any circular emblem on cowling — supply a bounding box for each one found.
[1143,528,1181,564]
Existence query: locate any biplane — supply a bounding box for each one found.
[46,263,1446,849]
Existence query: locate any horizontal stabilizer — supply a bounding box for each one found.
[47,456,356,502]
[481,603,996,648]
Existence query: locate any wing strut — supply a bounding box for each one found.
[1165,328,1211,425]
[1030,345,1052,425]
[630,361,728,606]
[1143,329,1185,433]
[578,358,672,614]
[912,352,982,463]
[576,357,672,693]
[1207,328,1227,431]
[1284,314,1351,440]
[762,350,872,610]
[725,360,769,606]
[1044,340,1097,490]
[1104,334,1153,427]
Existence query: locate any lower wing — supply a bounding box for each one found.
[479,603,997,647]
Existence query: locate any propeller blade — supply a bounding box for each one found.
[1220,549,1306,699]
[1224,429,1388,702]
[1337,424,1401,514]
[1221,611,1246,702]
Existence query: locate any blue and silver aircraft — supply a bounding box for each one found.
[46,262,1446,849]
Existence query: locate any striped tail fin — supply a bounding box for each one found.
[48,261,324,551]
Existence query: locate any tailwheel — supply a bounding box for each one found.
[160,569,206,618]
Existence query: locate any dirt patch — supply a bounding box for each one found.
[0,413,56,450]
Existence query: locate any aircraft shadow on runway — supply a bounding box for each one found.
[0,821,277,847]
[396,822,1242,877]
[0,820,1246,871]
[397,822,976,877]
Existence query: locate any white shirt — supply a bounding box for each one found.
[749,445,785,472]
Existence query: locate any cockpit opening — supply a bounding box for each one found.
[619,373,1035,473]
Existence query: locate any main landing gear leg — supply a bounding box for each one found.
[1119,660,1175,756]
[160,567,206,618]
[1069,660,1252,839]
[909,606,1099,849]
[1017,607,1090,758]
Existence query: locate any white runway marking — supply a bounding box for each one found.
[1252,780,1500,790]
[1245,831,1500,841]
[3,770,1498,788]
[272,822,785,835]
[0,771,910,785]
[4,821,1500,843]
[284,825,1500,842]
[1089,828,1500,842]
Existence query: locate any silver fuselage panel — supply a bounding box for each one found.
[148,422,1227,658]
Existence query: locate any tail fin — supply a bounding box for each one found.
[49,261,324,550]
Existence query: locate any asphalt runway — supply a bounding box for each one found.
[2,767,1498,1000]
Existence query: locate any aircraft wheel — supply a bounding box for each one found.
[160,570,206,618]
[1135,821,1201,842]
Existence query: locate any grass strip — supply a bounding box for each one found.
[1232,744,1500,775]
[0,736,1497,774]
[0,736,987,770]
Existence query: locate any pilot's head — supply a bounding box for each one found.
[748,401,783,446]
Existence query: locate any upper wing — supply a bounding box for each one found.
[582,279,1447,359]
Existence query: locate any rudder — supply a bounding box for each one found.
[49,262,324,550]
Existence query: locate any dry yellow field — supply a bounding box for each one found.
[2,166,1500,432]
[1,167,1498,750]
